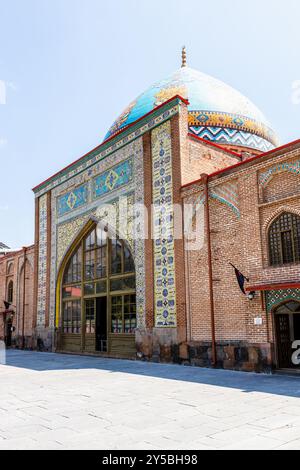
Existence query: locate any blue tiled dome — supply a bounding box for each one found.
[104,66,279,152]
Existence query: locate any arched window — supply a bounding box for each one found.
[275,300,300,314]
[269,212,300,266]
[6,262,13,275]
[61,226,136,353]
[7,280,13,304]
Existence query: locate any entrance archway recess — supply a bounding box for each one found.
[274,300,300,369]
[56,220,137,356]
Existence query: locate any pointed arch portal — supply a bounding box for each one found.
[56,220,136,356]
[274,300,300,369]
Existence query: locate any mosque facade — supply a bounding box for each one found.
[2,50,300,372]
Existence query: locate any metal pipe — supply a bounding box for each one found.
[201,174,217,367]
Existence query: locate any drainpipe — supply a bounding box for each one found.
[22,246,27,349]
[201,174,217,367]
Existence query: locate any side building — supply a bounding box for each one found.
[0,246,35,348]
[182,140,300,372]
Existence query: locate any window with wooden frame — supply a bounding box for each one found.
[61,226,136,336]
[85,298,95,334]
[63,245,82,285]
[62,299,81,333]
[111,294,136,334]
[269,212,300,266]
[84,228,107,294]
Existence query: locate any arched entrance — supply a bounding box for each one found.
[57,223,136,356]
[274,301,300,368]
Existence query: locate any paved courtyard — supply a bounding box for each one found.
[0,350,300,450]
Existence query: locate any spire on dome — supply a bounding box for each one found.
[181,46,187,67]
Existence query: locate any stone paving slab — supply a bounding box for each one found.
[0,350,300,450]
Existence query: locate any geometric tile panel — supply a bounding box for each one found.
[93,158,133,199]
[188,110,278,146]
[152,121,177,327]
[57,183,88,217]
[189,126,275,152]
[266,288,300,313]
[95,193,135,250]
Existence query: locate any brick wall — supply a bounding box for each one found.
[181,134,240,186]
[182,144,300,371]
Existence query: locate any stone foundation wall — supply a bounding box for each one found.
[137,331,273,373]
[12,335,36,350]
[187,341,273,373]
[136,327,182,363]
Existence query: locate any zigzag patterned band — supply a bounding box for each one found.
[188,110,278,147]
[189,126,275,152]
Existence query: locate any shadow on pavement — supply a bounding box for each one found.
[3,349,300,399]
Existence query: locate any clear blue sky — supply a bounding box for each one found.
[0,0,300,247]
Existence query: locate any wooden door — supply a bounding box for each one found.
[275,314,291,368]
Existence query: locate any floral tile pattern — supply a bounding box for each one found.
[37,194,47,327]
[152,121,177,327]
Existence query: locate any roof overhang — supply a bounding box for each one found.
[245,281,300,292]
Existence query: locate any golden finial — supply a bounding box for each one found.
[181,46,187,67]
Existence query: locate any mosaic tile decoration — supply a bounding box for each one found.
[37,194,48,327]
[93,158,133,199]
[57,183,88,217]
[190,180,240,221]
[35,102,179,197]
[188,111,278,145]
[95,193,135,249]
[266,288,300,313]
[189,126,274,152]
[49,138,145,330]
[152,121,177,328]
[132,147,146,329]
[259,160,300,187]
[56,211,96,269]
